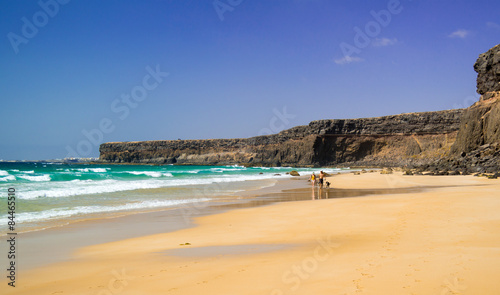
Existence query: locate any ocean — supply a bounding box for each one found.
[0,162,348,235]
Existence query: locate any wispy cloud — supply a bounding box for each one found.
[448,29,470,39]
[487,22,500,30]
[372,38,398,47]
[333,56,364,65]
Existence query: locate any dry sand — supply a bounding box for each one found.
[3,172,500,294]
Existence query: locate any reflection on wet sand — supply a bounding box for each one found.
[195,185,428,212]
[261,186,429,204]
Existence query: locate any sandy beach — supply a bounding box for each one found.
[3,172,500,294]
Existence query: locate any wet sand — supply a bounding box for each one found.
[2,172,500,294]
[0,177,307,271]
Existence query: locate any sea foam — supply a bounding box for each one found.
[13,198,212,223]
[126,171,167,177]
[16,171,286,199]
[16,174,51,182]
[0,175,16,182]
[76,168,109,173]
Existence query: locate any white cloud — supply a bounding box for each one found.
[333,56,364,65]
[372,38,398,47]
[487,22,500,30]
[448,29,470,39]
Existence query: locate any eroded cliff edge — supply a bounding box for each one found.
[99,109,464,167]
[430,44,500,173]
[99,44,500,172]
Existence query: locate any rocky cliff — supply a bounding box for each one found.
[431,44,500,174]
[99,109,464,167]
[474,44,500,95]
[100,44,500,171]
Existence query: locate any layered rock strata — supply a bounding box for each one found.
[100,44,499,171]
[99,110,464,167]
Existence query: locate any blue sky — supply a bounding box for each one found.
[1,0,499,160]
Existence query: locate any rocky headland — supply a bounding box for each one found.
[99,44,500,174]
[419,44,500,175]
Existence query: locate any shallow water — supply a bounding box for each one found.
[0,162,352,234]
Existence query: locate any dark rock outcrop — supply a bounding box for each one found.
[451,92,500,154]
[435,94,500,173]
[474,44,500,95]
[100,110,464,167]
[425,44,500,173]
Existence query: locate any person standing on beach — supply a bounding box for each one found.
[319,171,325,189]
[311,173,316,186]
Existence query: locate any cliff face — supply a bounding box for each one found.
[474,44,500,95]
[438,44,500,173]
[100,109,464,167]
[307,110,463,167]
[100,44,500,170]
[451,92,500,154]
[100,136,315,167]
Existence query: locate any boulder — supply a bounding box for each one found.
[403,170,414,176]
[380,168,393,174]
[474,44,500,95]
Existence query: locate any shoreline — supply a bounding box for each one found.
[2,172,500,294]
[1,163,355,237]
[0,176,311,271]
[0,177,281,237]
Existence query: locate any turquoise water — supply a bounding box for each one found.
[0,162,346,234]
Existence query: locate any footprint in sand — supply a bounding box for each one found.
[368,263,381,268]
